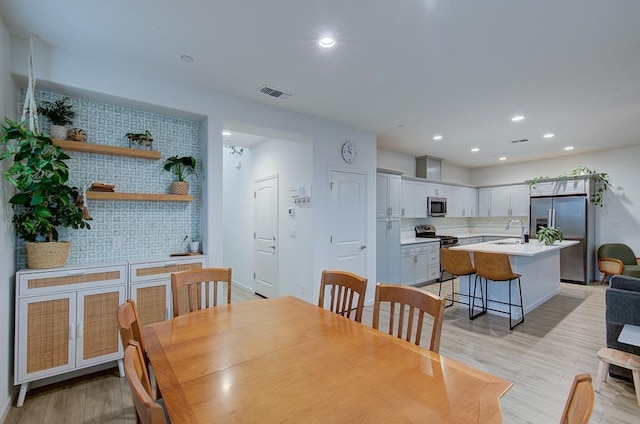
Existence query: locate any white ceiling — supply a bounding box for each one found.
[2,0,640,168]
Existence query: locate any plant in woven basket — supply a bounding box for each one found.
[0,118,91,267]
[535,226,564,246]
[164,155,197,195]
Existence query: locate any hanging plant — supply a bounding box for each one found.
[527,166,610,207]
[225,145,244,156]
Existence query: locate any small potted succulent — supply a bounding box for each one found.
[163,155,197,194]
[536,226,564,246]
[37,97,76,140]
[184,236,200,253]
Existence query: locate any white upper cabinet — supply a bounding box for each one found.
[377,173,402,219]
[530,179,587,196]
[401,180,427,218]
[426,183,445,198]
[478,184,530,217]
[445,186,477,217]
[509,184,530,216]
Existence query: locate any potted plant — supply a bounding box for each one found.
[37,97,76,140]
[536,226,564,246]
[125,130,154,149]
[163,155,197,195]
[184,236,200,253]
[0,118,90,268]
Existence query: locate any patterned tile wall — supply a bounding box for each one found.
[17,90,202,268]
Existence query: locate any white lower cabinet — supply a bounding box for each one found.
[15,263,127,407]
[129,256,208,325]
[400,242,440,285]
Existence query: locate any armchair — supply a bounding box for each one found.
[605,275,640,380]
[598,243,640,284]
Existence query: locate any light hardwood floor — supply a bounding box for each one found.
[5,282,638,423]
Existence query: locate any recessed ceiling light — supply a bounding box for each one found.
[318,36,336,48]
[511,115,525,122]
[222,131,231,136]
[499,156,507,161]
[564,146,574,151]
[471,148,480,152]
[180,54,194,63]
[543,133,555,139]
[433,135,443,141]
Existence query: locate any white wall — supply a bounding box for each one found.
[377,148,471,185]
[222,147,254,291]
[0,15,17,418]
[9,36,377,307]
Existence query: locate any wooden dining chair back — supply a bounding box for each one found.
[117,299,145,351]
[171,268,232,317]
[372,283,446,352]
[318,270,368,323]
[560,373,595,424]
[124,341,168,424]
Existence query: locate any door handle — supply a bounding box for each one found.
[359,245,367,250]
[269,245,276,249]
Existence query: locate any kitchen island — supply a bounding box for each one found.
[450,239,579,319]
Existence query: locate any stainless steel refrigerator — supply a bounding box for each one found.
[530,195,595,284]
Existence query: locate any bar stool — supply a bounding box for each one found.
[472,251,524,330]
[439,248,484,318]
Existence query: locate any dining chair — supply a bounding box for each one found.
[117,299,145,351]
[171,267,232,317]
[439,248,476,308]
[318,270,368,323]
[372,283,446,352]
[124,340,169,424]
[559,373,595,424]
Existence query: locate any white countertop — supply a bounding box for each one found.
[453,233,519,239]
[401,237,440,245]
[450,239,578,256]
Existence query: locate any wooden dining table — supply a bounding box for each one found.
[142,296,512,423]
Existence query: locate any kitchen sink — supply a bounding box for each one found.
[492,240,521,245]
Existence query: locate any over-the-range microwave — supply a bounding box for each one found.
[427,197,447,217]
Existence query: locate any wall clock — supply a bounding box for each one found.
[341,141,357,164]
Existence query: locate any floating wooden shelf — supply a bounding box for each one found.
[53,139,161,160]
[86,192,192,202]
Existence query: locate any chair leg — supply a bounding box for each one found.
[633,370,640,406]
[595,359,608,393]
[470,275,486,320]
[439,271,454,308]
[509,277,524,330]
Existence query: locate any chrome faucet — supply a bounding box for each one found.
[505,219,525,244]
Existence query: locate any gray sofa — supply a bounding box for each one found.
[606,275,640,380]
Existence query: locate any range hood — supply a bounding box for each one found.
[415,156,442,180]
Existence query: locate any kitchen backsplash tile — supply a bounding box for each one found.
[16,89,202,268]
[401,216,529,232]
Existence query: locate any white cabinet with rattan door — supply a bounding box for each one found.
[15,263,127,407]
[129,255,208,325]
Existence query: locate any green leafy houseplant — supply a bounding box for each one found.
[163,155,197,181]
[37,97,76,126]
[0,118,90,267]
[536,226,564,246]
[528,166,610,207]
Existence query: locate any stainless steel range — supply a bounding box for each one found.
[414,225,459,247]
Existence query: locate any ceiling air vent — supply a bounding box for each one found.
[510,138,528,144]
[257,85,294,100]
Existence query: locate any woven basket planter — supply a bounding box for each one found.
[26,241,71,269]
[170,181,189,195]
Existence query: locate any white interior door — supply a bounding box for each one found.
[328,170,367,276]
[254,175,279,298]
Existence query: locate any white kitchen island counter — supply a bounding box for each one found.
[450,239,578,320]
